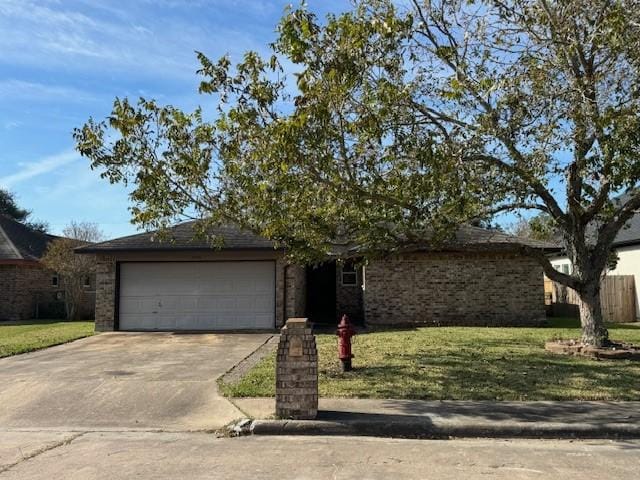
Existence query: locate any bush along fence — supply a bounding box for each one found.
[544,274,637,323]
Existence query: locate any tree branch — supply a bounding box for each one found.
[518,244,580,290]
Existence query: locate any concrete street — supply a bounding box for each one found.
[1,432,639,479]
[2,333,638,479]
[0,332,272,431]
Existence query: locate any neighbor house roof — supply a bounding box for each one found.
[77,221,558,255]
[76,222,278,253]
[548,193,640,257]
[0,215,58,262]
[609,193,640,247]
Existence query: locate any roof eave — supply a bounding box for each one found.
[0,259,41,265]
[423,243,562,253]
[612,238,640,249]
[75,245,283,254]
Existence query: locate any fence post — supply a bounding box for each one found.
[275,318,318,420]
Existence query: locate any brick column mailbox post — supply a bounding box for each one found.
[275,318,318,419]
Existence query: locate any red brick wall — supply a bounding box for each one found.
[0,263,95,321]
[1,264,56,320]
[0,265,18,320]
[14,264,55,320]
[285,264,307,321]
[363,252,545,326]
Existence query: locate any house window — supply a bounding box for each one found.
[561,264,570,274]
[51,274,59,287]
[341,262,358,286]
[83,276,91,288]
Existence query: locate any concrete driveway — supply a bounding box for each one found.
[0,332,272,431]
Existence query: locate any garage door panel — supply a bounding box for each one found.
[155,315,179,330]
[119,314,158,330]
[205,278,234,294]
[195,296,217,310]
[253,295,273,311]
[119,262,275,331]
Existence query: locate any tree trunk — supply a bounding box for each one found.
[65,288,79,321]
[577,281,609,347]
[65,299,76,321]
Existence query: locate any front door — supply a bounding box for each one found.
[306,262,337,324]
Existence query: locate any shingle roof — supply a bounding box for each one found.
[611,193,640,247]
[77,221,557,255]
[452,225,559,250]
[76,222,278,253]
[0,215,58,261]
[545,192,640,255]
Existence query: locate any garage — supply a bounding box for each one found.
[118,261,275,331]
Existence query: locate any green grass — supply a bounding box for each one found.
[0,320,95,358]
[220,317,640,401]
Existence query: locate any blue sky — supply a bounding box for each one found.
[0,0,346,238]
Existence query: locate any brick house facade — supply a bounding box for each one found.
[364,252,545,326]
[81,222,553,332]
[0,215,96,322]
[0,263,96,321]
[1,263,55,321]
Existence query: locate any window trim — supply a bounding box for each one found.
[51,273,59,287]
[340,262,358,287]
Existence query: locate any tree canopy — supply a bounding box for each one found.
[42,222,103,320]
[0,189,29,222]
[0,189,48,232]
[75,0,640,346]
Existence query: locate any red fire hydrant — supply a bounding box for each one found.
[337,314,356,372]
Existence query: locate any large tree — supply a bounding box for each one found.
[42,222,103,320]
[75,0,640,347]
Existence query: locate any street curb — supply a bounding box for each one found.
[249,419,640,439]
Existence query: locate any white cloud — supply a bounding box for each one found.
[0,0,272,80]
[0,80,98,102]
[23,151,136,238]
[0,150,81,188]
[2,120,22,130]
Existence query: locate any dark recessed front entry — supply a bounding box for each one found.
[306,262,337,324]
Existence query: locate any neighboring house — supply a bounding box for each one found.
[0,215,95,321]
[550,199,640,318]
[76,222,556,332]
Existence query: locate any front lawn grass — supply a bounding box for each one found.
[0,320,94,358]
[220,318,640,400]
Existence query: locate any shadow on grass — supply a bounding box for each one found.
[315,317,640,334]
[322,349,640,401]
[313,324,422,335]
[545,316,640,330]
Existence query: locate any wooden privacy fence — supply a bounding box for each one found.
[544,275,637,323]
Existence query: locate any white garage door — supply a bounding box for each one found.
[118,262,275,330]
